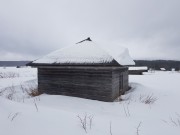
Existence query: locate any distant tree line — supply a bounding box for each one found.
[0,61,31,67]
[134,60,180,71]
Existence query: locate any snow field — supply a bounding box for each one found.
[0,67,180,135]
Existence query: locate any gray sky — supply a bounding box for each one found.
[0,0,180,61]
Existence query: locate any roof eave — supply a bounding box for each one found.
[27,59,123,67]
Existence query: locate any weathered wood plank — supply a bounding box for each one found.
[37,66,128,102]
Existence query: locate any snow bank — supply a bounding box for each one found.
[1,68,180,135]
[0,67,37,101]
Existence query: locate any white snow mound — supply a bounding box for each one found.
[113,47,135,65]
[96,42,135,66]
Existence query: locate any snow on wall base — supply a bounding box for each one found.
[37,66,128,102]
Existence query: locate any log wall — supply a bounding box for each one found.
[38,66,128,102]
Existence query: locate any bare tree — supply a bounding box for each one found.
[136,122,142,135]
[77,114,87,133]
[139,94,157,104]
[77,113,94,133]
[33,99,39,112]
[109,121,112,135]
[9,112,20,121]
[88,115,93,130]
[123,103,130,117]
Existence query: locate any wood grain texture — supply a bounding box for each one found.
[37,66,128,102]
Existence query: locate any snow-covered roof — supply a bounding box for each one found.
[31,40,135,66]
[129,66,148,70]
[32,41,116,65]
[97,43,135,66]
[160,68,166,71]
[112,47,135,66]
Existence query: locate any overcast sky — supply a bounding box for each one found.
[0,0,180,61]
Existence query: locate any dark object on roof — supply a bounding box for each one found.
[76,37,92,44]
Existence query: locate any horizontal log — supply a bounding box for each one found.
[37,66,128,102]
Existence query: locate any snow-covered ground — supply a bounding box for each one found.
[0,67,180,135]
